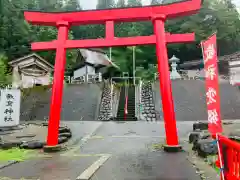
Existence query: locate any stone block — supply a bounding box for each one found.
[43,144,63,153]
[20,141,46,149]
[163,145,182,153]
[58,136,68,144]
[194,139,218,158]
[59,127,71,134]
[0,141,22,150]
[59,132,72,139]
[193,122,208,131]
[189,131,201,144]
[191,130,211,150]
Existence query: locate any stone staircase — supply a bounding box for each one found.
[116,85,137,121]
[127,86,137,121]
[116,87,125,120]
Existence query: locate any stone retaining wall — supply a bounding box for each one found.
[98,82,119,121]
[21,84,102,121]
[140,82,157,121]
[20,85,52,121]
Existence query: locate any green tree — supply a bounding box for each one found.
[165,0,240,61]
[162,0,179,3]
[63,0,82,11]
[0,54,11,86]
[97,0,115,9]
[35,0,64,11]
[151,0,162,5]
[116,0,125,7]
[127,0,142,7]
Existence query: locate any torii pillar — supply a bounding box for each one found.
[153,14,180,151]
[47,21,69,147]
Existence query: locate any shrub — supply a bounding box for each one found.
[0,53,11,88]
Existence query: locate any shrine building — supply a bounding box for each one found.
[9,53,54,88]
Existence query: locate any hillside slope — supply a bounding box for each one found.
[20,84,102,121]
[153,80,240,121]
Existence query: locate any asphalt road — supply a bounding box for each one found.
[0,121,202,180]
[74,121,201,180]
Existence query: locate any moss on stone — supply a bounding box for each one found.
[20,85,52,121]
[21,85,52,100]
[151,143,163,151]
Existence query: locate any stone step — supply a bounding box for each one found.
[116,85,137,121]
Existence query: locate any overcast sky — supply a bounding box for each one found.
[79,0,240,10]
[80,0,153,10]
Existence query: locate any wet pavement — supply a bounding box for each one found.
[78,121,201,180]
[0,156,99,179]
[90,152,199,180]
[0,121,203,180]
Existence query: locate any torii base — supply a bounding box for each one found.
[43,144,63,153]
[163,144,182,153]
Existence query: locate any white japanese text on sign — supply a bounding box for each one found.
[206,87,217,105]
[208,109,219,125]
[204,44,215,63]
[0,89,21,127]
[201,34,222,134]
[205,64,216,81]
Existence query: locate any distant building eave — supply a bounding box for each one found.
[9,53,54,69]
[72,48,120,72]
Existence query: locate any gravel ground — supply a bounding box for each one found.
[0,124,47,143]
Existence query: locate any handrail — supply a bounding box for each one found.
[216,134,240,180]
[218,135,240,149]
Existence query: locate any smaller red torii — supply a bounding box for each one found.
[24,0,202,152]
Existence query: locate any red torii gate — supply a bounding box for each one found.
[24,0,202,152]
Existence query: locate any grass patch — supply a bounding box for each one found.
[214,165,220,174]
[206,155,221,175]
[0,148,35,162]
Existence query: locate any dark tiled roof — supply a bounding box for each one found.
[221,51,240,62]
[180,51,240,68]
[85,48,106,54]
[9,53,54,69]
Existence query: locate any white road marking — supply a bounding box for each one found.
[62,122,103,155]
[110,135,188,141]
[111,135,165,138]
[62,153,110,157]
[76,154,111,180]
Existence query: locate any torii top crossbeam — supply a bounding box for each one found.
[24,0,202,26]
